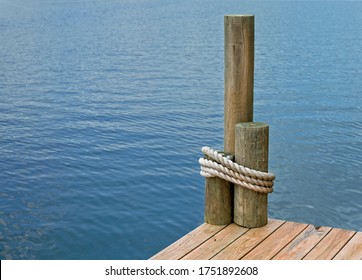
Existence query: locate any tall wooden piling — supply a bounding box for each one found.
[204,15,255,225]
[234,122,269,228]
[224,15,255,151]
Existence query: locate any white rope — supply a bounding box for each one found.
[199,146,275,193]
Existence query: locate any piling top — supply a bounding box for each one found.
[225,14,254,17]
[235,122,268,129]
[225,15,254,22]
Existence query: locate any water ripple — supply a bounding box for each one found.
[1,0,361,259]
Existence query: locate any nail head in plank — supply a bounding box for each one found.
[182,223,249,260]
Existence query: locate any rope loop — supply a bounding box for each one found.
[199,146,275,193]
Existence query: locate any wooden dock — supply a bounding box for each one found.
[151,219,362,260]
[151,15,362,261]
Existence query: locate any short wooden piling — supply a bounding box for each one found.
[234,122,269,228]
[204,15,255,225]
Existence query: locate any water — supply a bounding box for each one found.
[0,0,361,260]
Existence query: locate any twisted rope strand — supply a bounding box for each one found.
[199,158,274,187]
[199,146,275,193]
[200,166,272,194]
[201,146,275,181]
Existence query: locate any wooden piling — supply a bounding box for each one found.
[204,15,255,225]
[224,15,255,151]
[204,152,234,225]
[152,15,362,261]
[204,177,232,225]
[234,122,269,228]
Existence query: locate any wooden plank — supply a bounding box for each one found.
[151,219,362,260]
[303,228,356,260]
[150,223,226,260]
[211,219,284,260]
[182,223,249,260]
[242,221,308,260]
[333,231,362,260]
[273,224,332,260]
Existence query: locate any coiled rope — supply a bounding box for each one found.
[199,146,275,193]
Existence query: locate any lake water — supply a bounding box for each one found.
[0,0,361,259]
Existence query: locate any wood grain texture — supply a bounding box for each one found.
[303,227,355,260]
[333,231,362,260]
[273,224,332,260]
[150,223,226,260]
[204,15,255,225]
[224,15,254,154]
[204,177,232,225]
[234,122,269,228]
[212,218,284,260]
[182,223,249,260]
[151,220,362,260]
[242,221,308,259]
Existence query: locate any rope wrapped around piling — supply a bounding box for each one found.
[199,146,275,193]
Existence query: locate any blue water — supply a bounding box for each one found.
[0,0,361,259]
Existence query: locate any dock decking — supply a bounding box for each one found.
[150,219,362,260]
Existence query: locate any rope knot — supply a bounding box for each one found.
[199,146,275,193]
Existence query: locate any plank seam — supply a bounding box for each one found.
[331,231,357,260]
[270,223,309,260]
[207,228,251,260]
[235,220,287,260]
[298,226,333,260]
[178,224,229,260]
[149,223,228,260]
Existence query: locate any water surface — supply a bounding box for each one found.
[0,0,361,259]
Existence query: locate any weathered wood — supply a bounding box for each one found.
[242,221,308,259]
[212,219,284,260]
[224,15,254,152]
[182,223,249,260]
[303,227,355,260]
[204,153,234,225]
[234,122,269,227]
[151,219,362,260]
[204,177,233,225]
[333,231,362,260]
[273,224,332,260]
[150,223,226,260]
[204,15,255,225]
